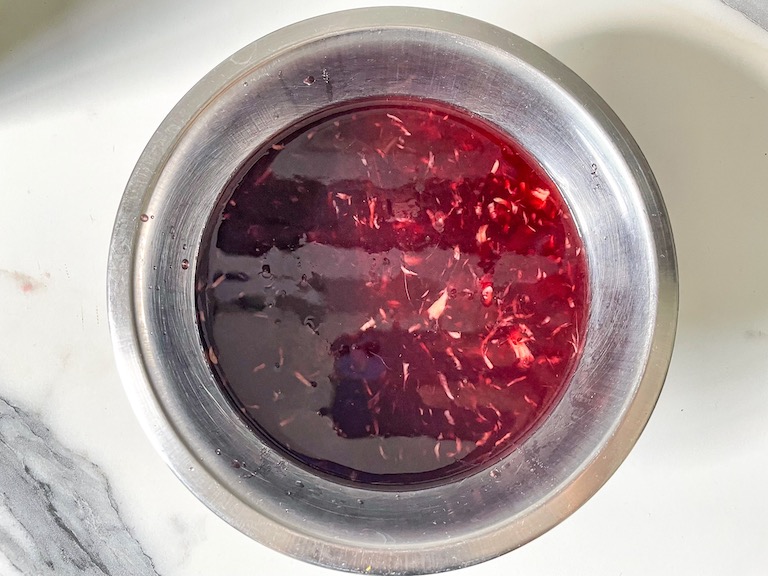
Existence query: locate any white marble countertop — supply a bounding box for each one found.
[2,1,767,574]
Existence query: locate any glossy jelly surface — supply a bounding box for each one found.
[196,99,588,486]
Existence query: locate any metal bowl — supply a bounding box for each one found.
[108,7,677,575]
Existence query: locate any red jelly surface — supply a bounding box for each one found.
[196,99,588,486]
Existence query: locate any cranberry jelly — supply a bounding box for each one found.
[196,98,588,486]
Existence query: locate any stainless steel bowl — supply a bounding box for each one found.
[108,7,677,574]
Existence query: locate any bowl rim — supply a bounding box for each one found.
[107,7,678,574]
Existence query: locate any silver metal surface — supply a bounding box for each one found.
[107,7,677,575]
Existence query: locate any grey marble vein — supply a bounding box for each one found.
[0,398,160,576]
[722,0,768,32]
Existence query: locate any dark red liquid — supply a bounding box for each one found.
[196,99,588,486]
